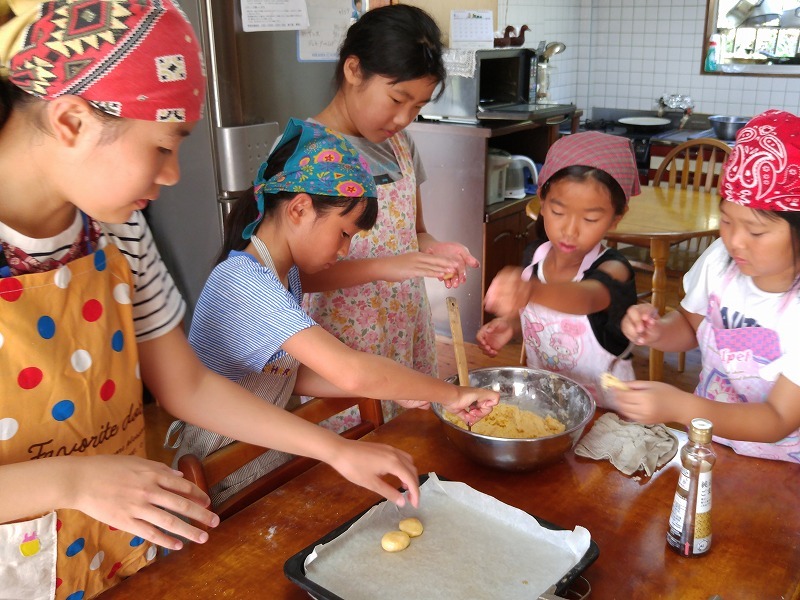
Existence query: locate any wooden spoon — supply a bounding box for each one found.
[446,297,473,430]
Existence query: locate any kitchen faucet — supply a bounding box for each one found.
[656,94,695,129]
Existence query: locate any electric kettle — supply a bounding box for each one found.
[504,155,539,199]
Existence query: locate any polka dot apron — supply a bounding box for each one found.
[0,238,154,599]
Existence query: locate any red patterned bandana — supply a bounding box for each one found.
[2,216,101,276]
[721,109,800,212]
[537,131,641,203]
[9,0,205,122]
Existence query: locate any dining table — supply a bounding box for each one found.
[101,407,800,600]
[527,184,721,382]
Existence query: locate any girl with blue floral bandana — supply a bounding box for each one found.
[170,119,498,508]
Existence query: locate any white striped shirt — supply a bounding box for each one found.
[0,210,185,342]
[187,251,316,379]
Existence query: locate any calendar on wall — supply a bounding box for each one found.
[449,10,493,49]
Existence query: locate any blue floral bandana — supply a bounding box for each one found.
[242,118,378,239]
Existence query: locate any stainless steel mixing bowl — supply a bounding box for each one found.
[708,115,749,141]
[433,367,595,471]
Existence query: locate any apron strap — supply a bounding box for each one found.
[164,419,186,450]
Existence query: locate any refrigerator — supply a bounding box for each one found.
[145,1,340,314]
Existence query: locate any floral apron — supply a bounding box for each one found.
[694,268,800,462]
[0,237,153,599]
[304,132,437,425]
[520,242,634,409]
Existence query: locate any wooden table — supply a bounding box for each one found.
[527,185,720,381]
[101,409,800,600]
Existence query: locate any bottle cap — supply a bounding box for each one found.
[689,418,713,443]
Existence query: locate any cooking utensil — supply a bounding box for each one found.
[446,297,473,430]
[541,41,566,61]
[708,115,749,141]
[597,340,635,406]
[609,340,635,373]
[432,367,595,471]
[618,116,672,131]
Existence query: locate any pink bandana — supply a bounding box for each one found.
[537,131,641,203]
[720,109,800,212]
[9,0,205,122]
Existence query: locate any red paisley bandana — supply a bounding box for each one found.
[9,0,205,122]
[720,109,800,212]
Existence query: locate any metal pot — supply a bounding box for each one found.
[432,367,595,471]
[618,116,672,133]
[709,115,749,141]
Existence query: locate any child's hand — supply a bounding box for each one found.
[381,252,460,283]
[326,439,420,508]
[621,303,662,345]
[69,454,219,551]
[424,241,480,289]
[394,398,432,410]
[447,387,501,425]
[483,267,532,318]
[608,380,685,424]
[476,318,514,357]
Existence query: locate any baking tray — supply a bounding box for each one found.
[284,475,599,600]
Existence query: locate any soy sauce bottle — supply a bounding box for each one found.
[667,418,716,556]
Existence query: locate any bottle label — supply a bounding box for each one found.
[668,468,712,554]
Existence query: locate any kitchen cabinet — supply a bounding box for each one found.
[483,199,538,323]
[409,113,574,342]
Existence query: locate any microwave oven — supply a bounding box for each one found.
[419,48,574,124]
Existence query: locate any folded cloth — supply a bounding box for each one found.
[574,413,679,476]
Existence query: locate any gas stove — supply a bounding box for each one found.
[577,119,664,179]
[582,118,627,135]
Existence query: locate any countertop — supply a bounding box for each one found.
[651,127,735,146]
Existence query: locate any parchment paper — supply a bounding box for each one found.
[303,473,591,599]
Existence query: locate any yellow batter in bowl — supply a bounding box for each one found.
[445,403,565,439]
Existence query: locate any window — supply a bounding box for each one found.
[705,0,800,74]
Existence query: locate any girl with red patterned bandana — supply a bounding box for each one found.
[616,109,800,464]
[0,2,437,597]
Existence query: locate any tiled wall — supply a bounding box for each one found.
[498,0,800,119]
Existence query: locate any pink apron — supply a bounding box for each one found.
[520,242,634,408]
[0,236,153,599]
[694,268,800,462]
[304,132,437,425]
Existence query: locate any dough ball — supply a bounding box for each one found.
[381,530,411,552]
[600,372,630,391]
[399,517,424,537]
[443,272,455,280]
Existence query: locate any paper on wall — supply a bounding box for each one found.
[241,0,309,32]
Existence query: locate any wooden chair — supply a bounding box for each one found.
[178,396,383,526]
[620,138,731,372]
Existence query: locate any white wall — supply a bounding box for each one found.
[498,0,800,117]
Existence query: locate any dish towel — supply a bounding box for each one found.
[574,413,679,476]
